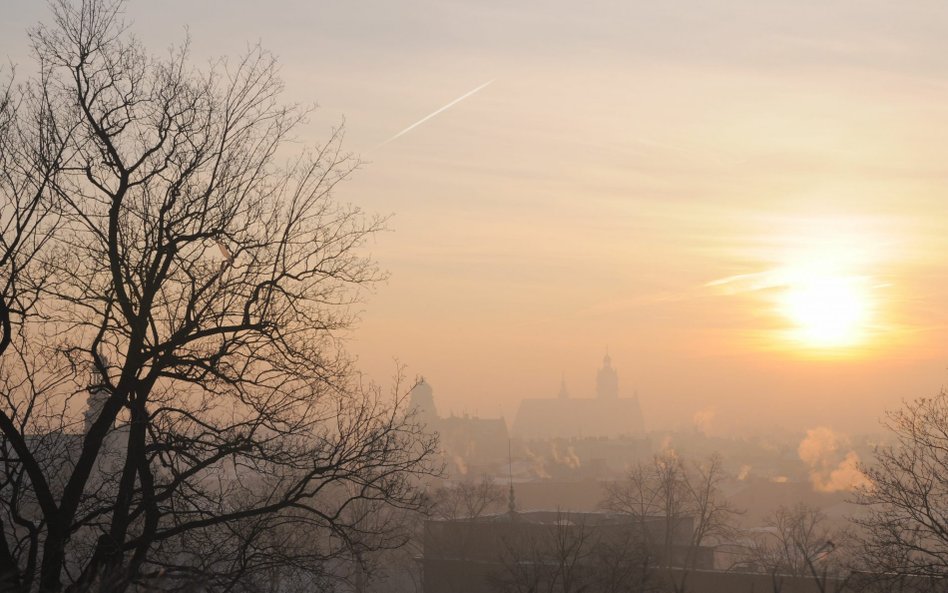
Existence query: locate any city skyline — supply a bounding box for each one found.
[4,1,948,435]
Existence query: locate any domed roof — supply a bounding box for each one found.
[409,377,437,422]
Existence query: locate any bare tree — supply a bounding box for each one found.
[747,503,859,593]
[491,512,592,593]
[431,475,506,521]
[602,452,738,568]
[751,504,833,579]
[853,390,948,585]
[0,59,69,362]
[491,512,655,593]
[601,454,674,565]
[587,525,656,593]
[602,452,739,593]
[409,476,507,592]
[681,454,740,567]
[0,1,439,591]
[0,22,78,592]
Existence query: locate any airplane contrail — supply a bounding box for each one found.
[377,79,494,148]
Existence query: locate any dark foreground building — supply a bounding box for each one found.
[421,510,711,593]
[419,510,937,593]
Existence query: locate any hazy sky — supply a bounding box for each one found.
[4,0,948,434]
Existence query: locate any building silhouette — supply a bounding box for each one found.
[512,354,644,439]
[409,378,509,473]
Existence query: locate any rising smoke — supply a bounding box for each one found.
[797,426,869,492]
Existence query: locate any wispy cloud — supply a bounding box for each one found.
[704,270,786,295]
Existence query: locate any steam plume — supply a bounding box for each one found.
[798,426,869,492]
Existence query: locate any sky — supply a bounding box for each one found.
[3,0,948,435]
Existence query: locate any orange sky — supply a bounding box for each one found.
[4,0,948,434]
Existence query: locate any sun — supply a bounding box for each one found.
[778,273,873,349]
[712,217,897,356]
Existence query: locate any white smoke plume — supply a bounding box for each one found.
[737,464,752,481]
[522,446,551,479]
[551,442,581,469]
[452,455,469,476]
[798,426,870,492]
[692,407,716,434]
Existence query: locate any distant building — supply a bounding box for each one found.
[409,378,509,472]
[409,376,438,427]
[512,355,644,439]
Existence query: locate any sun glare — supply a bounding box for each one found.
[778,274,872,349]
[743,219,896,356]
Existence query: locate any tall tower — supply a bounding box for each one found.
[409,377,439,428]
[596,353,619,399]
[557,375,569,400]
[85,358,111,433]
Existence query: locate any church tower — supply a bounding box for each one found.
[557,375,569,400]
[85,358,111,433]
[409,377,439,428]
[596,353,618,399]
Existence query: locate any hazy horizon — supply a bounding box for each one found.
[5,0,948,436]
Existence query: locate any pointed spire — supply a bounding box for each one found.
[507,439,517,515]
[557,373,569,399]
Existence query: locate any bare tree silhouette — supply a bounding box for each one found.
[0,1,439,591]
[491,511,655,593]
[749,503,854,593]
[602,451,739,591]
[432,476,506,521]
[853,390,948,590]
[491,512,591,593]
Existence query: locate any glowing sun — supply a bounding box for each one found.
[778,274,873,349]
